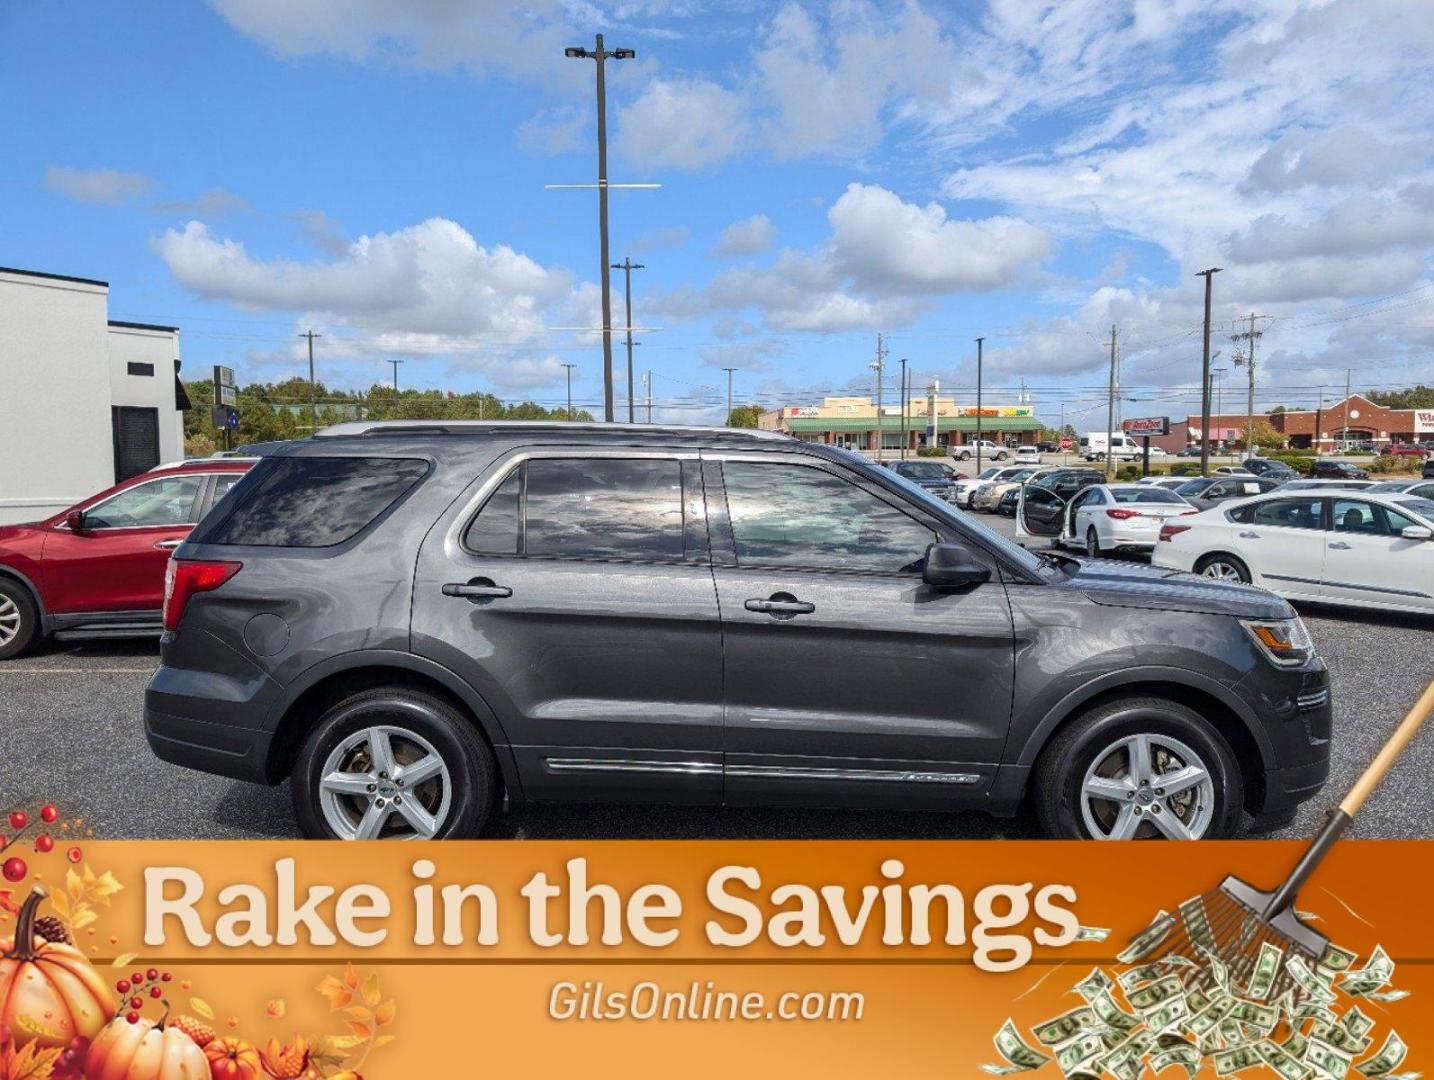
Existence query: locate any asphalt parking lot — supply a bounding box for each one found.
[1,521,1430,841]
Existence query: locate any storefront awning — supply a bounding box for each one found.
[783,416,1044,434]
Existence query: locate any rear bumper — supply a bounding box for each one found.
[145,703,275,784]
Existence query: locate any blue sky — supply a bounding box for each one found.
[4,0,1434,430]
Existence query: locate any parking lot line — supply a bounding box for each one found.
[0,667,155,674]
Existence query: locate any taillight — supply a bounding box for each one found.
[163,559,242,631]
[1106,508,1140,519]
[1159,524,1191,542]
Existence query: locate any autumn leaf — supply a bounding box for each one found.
[373,1034,396,1050]
[190,997,215,1020]
[345,1020,372,1040]
[342,963,358,990]
[360,972,381,1008]
[322,1035,366,1052]
[111,952,138,968]
[65,869,83,904]
[266,999,286,1019]
[373,999,395,1027]
[342,1006,371,1025]
[0,890,19,917]
[2,1041,64,1080]
[315,975,353,1011]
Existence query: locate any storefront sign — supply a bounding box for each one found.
[1123,416,1170,437]
[1416,410,1434,433]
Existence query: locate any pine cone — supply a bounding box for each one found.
[33,915,70,944]
[171,1015,216,1047]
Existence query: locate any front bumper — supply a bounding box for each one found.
[1241,662,1333,817]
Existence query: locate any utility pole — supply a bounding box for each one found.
[871,334,887,462]
[299,330,321,429]
[1105,325,1118,480]
[611,257,645,422]
[564,35,636,422]
[1343,368,1352,451]
[1196,267,1222,476]
[974,336,985,474]
[560,363,578,420]
[722,367,738,426]
[899,357,909,460]
[1231,312,1269,457]
[386,358,403,392]
[1315,385,1325,454]
[644,370,652,423]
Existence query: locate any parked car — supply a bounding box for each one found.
[1276,479,1378,492]
[954,439,1008,462]
[1019,483,1198,558]
[1386,444,1427,457]
[971,468,1039,512]
[146,420,1332,841]
[1139,477,1194,492]
[997,486,1021,516]
[1152,490,1434,615]
[1013,446,1042,465]
[949,466,1011,508]
[1312,460,1370,480]
[1173,475,1283,512]
[0,460,253,659]
[1241,458,1300,480]
[1424,458,1434,479]
[1368,480,1434,499]
[1176,447,1205,457]
[886,459,964,499]
[1214,466,1255,476]
[1036,441,1059,454]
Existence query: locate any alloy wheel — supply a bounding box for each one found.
[1200,560,1245,583]
[1079,732,1216,840]
[0,596,19,647]
[318,725,453,839]
[1086,529,1100,558]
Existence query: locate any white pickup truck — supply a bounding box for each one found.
[953,439,1009,462]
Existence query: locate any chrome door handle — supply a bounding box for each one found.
[442,579,513,600]
[1328,541,1351,550]
[1237,531,1260,539]
[745,594,815,617]
[154,539,183,550]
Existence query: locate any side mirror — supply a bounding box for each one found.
[64,509,86,533]
[923,543,991,589]
[1402,525,1434,541]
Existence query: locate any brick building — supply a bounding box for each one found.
[1145,395,1433,453]
[758,395,1044,452]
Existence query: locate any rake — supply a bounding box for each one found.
[1133,676,1434,1003]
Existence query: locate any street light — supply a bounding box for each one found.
[564,34,635,423]
[870,356,885,463]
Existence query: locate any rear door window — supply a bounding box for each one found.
[191,456,428,547]
[85,474,204,529]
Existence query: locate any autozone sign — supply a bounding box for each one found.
[1415,410,1434,433]
[1124,416,1171,437]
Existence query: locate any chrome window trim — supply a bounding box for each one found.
[726,764,981,785]
[544,758,721,776]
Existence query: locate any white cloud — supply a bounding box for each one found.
[45,165,155,206]
[517,105,587,155]
[614,77,751,170]
[1226,185,1434,263]
[712,214,775,257]
[1242,127,1415,193]
[153,188,252,217]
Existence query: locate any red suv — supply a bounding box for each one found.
[0,460,252,659]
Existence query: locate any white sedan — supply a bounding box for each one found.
[1152,490,1434,615]
[1018,482,1198,557]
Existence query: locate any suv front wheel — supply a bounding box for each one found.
[1032,696,1243,840]
[292,687,496,839]
[0,579,39,661]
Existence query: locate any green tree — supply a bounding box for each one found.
[1368,384,1434,409]
[727,404,762,428]
[1247,418,1285,451]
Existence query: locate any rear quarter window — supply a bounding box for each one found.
[190,456,428,547]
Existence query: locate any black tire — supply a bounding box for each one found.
[1194,552,1251,583]
[1085,527,1102,558]
[1032,696,1243,840]
[292,687,497,840]
[0,578,40,661]
[958,450,972,460]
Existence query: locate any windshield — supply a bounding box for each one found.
[1112,487,1186,504]
[897,461,948,479]
[1368,481,1413,493]
[1393,497,1434,522]
[1176,478,1213,495]
[1008,468,1036,481]
[977,467,1001,479]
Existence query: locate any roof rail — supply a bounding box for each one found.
[314,419,790,441]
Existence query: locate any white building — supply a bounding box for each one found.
[0,266,189,525]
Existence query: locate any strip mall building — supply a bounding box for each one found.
[1142,394,1434,454]
[758,395,1044,451]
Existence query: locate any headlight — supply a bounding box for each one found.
[1239,617,1314,667]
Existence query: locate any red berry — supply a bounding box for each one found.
[66,846,82,863]
[34,834,53,853]
[8,811,26,831]
[150,986,162,999]
[126,1012,139,1024]
[146,967,159,981]
[129,997,143,1010]
[131,972,143,985]
[161,972,172,982]
[40,805,58,824]
[116,979,130,994]
[1,857,26,882]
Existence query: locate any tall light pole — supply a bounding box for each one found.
[387,358,403,392]
[974,336,985,473]
[299,330,321,428]
[565,35,635,423]
[611,257,644,422]
[722,367,738,426]
[899,357,909,460]
[560,363,578,420]
[871,333,886,462]
[1105,325,1118,480]
[1196,267,1222,475]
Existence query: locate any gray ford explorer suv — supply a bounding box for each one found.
[145,421,1332,841]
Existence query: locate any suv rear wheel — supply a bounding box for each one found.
[292,687,496,839]
[1032,696,1243,840]
[0,579,39,661]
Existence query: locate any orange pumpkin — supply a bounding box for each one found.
[85,1014,208,1080]
[0,887,114,1050]
[204,1036,261,1080]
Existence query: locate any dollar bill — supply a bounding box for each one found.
[1228,999,1279,1033]
[1245,941,1284,1001]
[1363,989,1409,1003]
[1075,925,1112,942]
[1356,1032,1407,1078]
[1288,955,1339,1005]
[1214,1044,1264,1075]
[1283,1031,1310,1059]
[1179,895,1216,952]
[1188,997,1237,1039]
[1073,967,1115,1002]
[1187,985,1212,1014]
[985,1019,1053,1074]
[1312,1020,1373,1057]
[1128,974,1185,1014]
[1320,943,1358,973]
[1056,1033,1107,1076]
[1091,990,1142,1034]
[1343,1008,1375,1040]
[1340,947,1395,997]
[1200,945,1233,993]
[1034,1007,1098,1047]
[1307,1037,1354,1079]
[1151,1044,1201,1078]
[1146,996,1191,1034]
[1120,962,1174,992]
[1259,1038,1313,1080]
[1118,911,1176,964]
